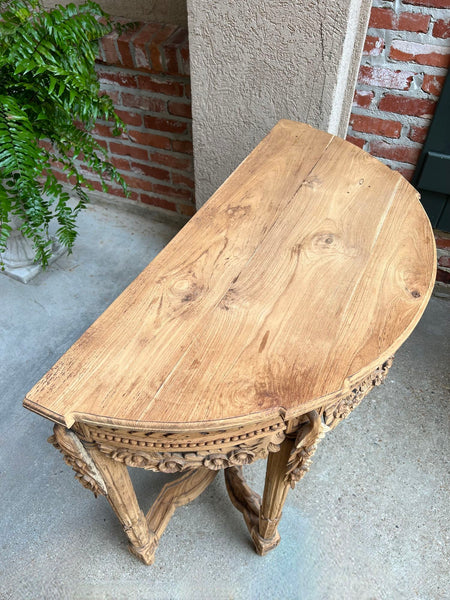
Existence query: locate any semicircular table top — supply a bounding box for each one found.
[24,120,436,432]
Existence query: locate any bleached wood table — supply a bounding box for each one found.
[24,120,436,565]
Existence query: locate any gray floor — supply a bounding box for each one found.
[0,202,449,600]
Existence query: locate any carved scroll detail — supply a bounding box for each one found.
[285,411,328,489]
[322,356,394,428]
[48,424,106,497]
[96,429,286,473]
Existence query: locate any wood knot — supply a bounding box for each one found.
[171,279,203,303]
[226,205,250,219]
[313,232,337,250]
[219,287,238,310]
[411,290,421,299]
[303,175,322,188]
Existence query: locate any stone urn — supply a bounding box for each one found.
[1,214,66,283]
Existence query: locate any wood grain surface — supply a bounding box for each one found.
[24,120,436,431]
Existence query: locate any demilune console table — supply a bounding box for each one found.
[24,120,436,565]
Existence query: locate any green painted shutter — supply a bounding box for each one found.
[413,72,450,232]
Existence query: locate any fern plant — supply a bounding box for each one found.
[0,0,127,267]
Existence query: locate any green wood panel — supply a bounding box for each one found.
[413,73,450,231]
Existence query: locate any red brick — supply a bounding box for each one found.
[423,74,446,96]
[403,0,450,7]
[148,25,179,72]
[363,36,385,56]
[117,24,142,69]
[130,161,170,181]
[109,156,130,171]
[369,7,395,29]
[172,140,193,154]
[92,123,114,138]
[97,70,137,88]
[137,75,184,96]
[390,40,450,68]
[114,110,143,127]
[368,7,430,32]
[152,182,192,200]
[143,115,188,134]
[132,23,161,70]
[164,29,189,74]
[436,268,450,284]
[398,12,430,33]
[179,44,190,75]
[346,135,366,149]
[408,125,429,144]
[106,184,139,200]
[433,19,450,39]
[100,90,120,104]
[116,41,134,70]
[358,65,412,90]
[435,234,450,248]
[168,101,192,118]
[177,203,196,217]
[109,142,148,161]
[438,256,450,268]
[349,114,401,138]
[369,141,421,164]
[83,177,103,192]
[38,140,53,152]
[379,94,436,118]
[172,172,195,189]
[50,158,65,170]
[100,33,120,65]
[149,152,192,171]
[95,139,108,150]
[127,130,172,150]
[121,93,166,112]
[140,193,177,211]
[185,83,191,99]
[121,173,154,192]
[132,23,160,45]
[353,90,374,108]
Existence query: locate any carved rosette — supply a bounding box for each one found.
[322,357,394,428]
[285,411,328,489]
[95,428,286,473]
[48,424,106,497]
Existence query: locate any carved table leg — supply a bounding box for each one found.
[87,445,158,565]
[49,425,219,565]
[256,435,296,554]
[225,411,327,556]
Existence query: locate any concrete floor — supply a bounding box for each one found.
[0,202,449,600]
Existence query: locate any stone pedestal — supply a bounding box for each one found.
[1,216,66,283]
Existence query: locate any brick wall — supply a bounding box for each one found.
[435,230,450,289]
[347,0,450,182]
[52,22,194,217]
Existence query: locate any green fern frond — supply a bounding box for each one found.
[0,0,128,267]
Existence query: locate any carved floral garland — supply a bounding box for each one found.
[284,357,394,488]
[48,425,106,497]
[285,411,328,488]
[97,430,286,473]
[323,356,394,427]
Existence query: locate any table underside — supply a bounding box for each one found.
[48,357,393,564]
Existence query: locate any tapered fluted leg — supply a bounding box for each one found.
[49,425,219,565]
[225,411,326,555]
[256,436,296,553]
[88,445,158,564]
